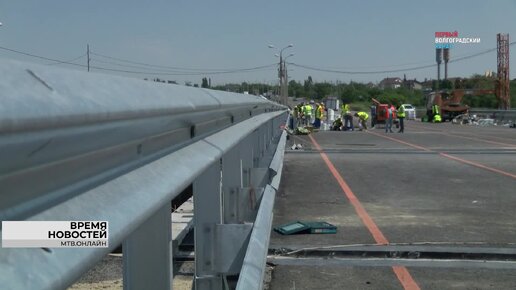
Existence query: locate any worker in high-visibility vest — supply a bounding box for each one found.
[432,104,441,123]
[309,100,316,125]
[303,103,313,126]
[341,103,353,131]
[354,111,369,131]
[297,103,304,118]
[397,104,406,133]
[292,105,300,129]
[314,103,324,128]
[332,117,343,131]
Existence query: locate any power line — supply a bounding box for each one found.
[89,60,276,75]
[91,51,203,71]
[0,46,89,68]
[288,62,437,75]
[449,46,499,63]
[0,45,276,76]
[315,59,435,70]
[89,57,275,75]
[90,50,265,72]
[46,53,86,66]
[319,47,503,70]
[289,41,516,75]
[90,57,197,73]
[2,41,515,77]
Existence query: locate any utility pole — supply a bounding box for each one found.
[279,54,285,105]
[269,44,293,105]
[87,44,90,72]
[284,59,288,103]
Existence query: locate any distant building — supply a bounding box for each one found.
[365,82,376,88]
[379,77,402,89]
[403,79,423,90]
[421,79,434,90]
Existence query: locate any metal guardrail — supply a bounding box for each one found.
[416,108,516,123]
[0,59,288,290]
[469,109,516,123]
[236,131,286,290]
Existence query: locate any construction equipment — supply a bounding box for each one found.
[371,98,398,128]
[425,89,496,122]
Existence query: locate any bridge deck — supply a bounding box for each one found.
[269,121,516,289]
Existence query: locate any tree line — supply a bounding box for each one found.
[152,75,516,109]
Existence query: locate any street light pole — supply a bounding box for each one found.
[269,44,293,105]
[283,53,294,106]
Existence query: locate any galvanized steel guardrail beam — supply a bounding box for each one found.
[416,108,516,122]
[236,130,286,290]
[193,115,288,289]
[469,109,516,122]
[0,58,283,222]
[0,59,288,290]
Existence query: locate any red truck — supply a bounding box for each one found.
[371,98,397,128]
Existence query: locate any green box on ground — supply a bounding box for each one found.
[302,221,338,234]
[274,221,337,235]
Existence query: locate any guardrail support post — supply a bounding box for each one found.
[222,146,242,224]
[123,204,172,290]
[194,162,224,290]
[252,129,261,168]
[241,135,254,188]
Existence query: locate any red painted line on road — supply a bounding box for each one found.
[367,130,431,152]
[444,133,516,147]
[308,134,420,290]
[368,130,516,180]
[393,266,421,290]
[439,152,516,179]
[408,122,516,147]
[309,135,388,244]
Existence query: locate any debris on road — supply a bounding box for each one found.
[295,127,311,135]
[290,143,303,150]
[452,113,514,127]
[285,126,311,135]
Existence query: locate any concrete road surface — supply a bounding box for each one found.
[269,121,516,290]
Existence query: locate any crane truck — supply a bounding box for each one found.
[425,89,496,122]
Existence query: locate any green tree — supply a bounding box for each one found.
[304,76,314,98]
[313,82,333,99]
[288,80,305,99]
[201,77,209,88]
[340,84,357,103]
[440,79,453,90]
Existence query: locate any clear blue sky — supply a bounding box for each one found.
[1,0,515,85]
